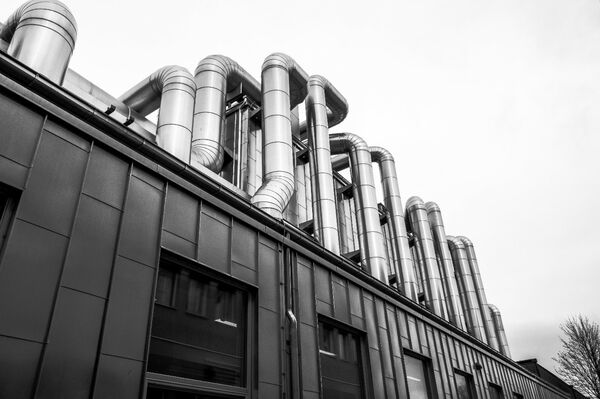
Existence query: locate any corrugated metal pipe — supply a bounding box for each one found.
[119,66,196,163]
[251,53,309,219]
[305,75,348,254]
[446,236,487,342]
[0,0,77,84]
[488,304,511,357]
[370,147,417,300]
[191,55,260,173]
[406,197,447,318]
[425,202,466,329]
[329,133,389,282]
[458,236,500,351]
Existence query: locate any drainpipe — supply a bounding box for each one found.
[488,304,511,358]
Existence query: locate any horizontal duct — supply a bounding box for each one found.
[0,0,77,84]
[488,304,511,357]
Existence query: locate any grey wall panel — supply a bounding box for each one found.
[162,230,196,259]
[258,382,280,399]
[61,195,121,298]
[82,145,129,210]
[315,265,332,316]
[0,335,42,399]
[231,261,257,284]
[297,259,316,326]
[363,294,385,399]
[231,220,257,271]
[348,282,364,329]
[0,220,68,341]
[258,308,281,389]
[36,287,104,398]
[18,130,88,236]
[299,323,320,394]
[258,241,280,313]
[164,185,199,244]
[198,203,231,273]
[332,275,349,323]
[93,354,142,399]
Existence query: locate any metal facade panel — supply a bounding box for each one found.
[332,275,349,323]
[258,308,281,387]
[231,220,257,271]
[0,335,42,399]
[299,323,320,393]
[82,145,129,209]
[258,241,280,313]
[93,354,143,399]
[198,206,231,273]
[164,185,199,243]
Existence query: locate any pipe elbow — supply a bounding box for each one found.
[406,196,425,210]
[251,171,295,218]
[195,54,231,76]
[329,132,368,154]
[446,236,464,250]
[308,75,349,127]
[369,146,394,163]
[488,303,500,315]
[263,52,294,71]
[425,201,441,213]
[151,65,196,95]
[457,236,474,248]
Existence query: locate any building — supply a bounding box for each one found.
[518,360,589,399]
[0,1,579,398]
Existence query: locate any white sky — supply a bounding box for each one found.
[3,0,600,371]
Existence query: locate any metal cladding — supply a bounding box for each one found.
[191,55,260,172]
[251,53,309,218]
[330,133,389,282]
[305,75,348,254]
[119,66,196,163]
[458,236,500,351]
[446,236,487,342]
[406,196,447,318]
[425,202,466,329]
[371,147,418,300]
[0,0,77,84]
[489,304,512,358]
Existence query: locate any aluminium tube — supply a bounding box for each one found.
[406,197,447,318]
[446,236,487,342]
[191,55,260,173]
[119,66,196,163]
[305,75,348,254]
[329,133,389,283]
[425,202,466,329]
[251,53,309,219]
[458,236,500,351]
[370,147,418,300]
[0,0,77,84]
[488,304,511,357]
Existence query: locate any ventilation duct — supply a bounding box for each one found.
[406,197,447,317]
[446,236,487,342]
[191,55,260,173]
[0,0,77,84]
[458,236,499,351]
[488,304,511,357]
[370,147,417,300]
[330,133,389,282]
[119,66,196,163]
[251,53,309,219]
[426,202,466,329]
[305,75,348,254]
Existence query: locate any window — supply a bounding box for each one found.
[0,185,18,254]
[148,260,251,390]
[512,393,524,399]
[489,383,504,399]
[405,353,435,399]
[455,371,476,399]
[318,320,364,399]
[147,386,242,399]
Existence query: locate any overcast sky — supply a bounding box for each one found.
[3,0,599,371]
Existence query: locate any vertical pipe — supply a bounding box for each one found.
[488,304,512,358]
[425,202,466,330]
[447,236,487,342]
[370,147,417,300]
[458,236,500,351]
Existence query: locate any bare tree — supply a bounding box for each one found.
[554,315,600,399]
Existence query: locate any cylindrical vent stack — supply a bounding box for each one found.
[489,304,511,357]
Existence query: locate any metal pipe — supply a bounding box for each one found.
[458,236,500,351]
[425,202,466,329]
[0,0,77,84]
[330,133,389,283]
[191,55,260,172]
[251,53,309,218]
[305,75,348,254]
[331,154,350,171]
[406,197,447,318]
[446,236,487,342]
[488,304,511,357]
[371,147,417,300]
[119,66,196,163]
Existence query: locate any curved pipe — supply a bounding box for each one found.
[0,0,77,84]
[370,147,417,300]
[305,75,348,254]
[425,202,466,329]
[191,55,260,172]
[488,304,511,357]
[119,65,196,162]
[329,133,389,283]
[406,197,447,317]
[251,53,309,218]
[458,236,500,351]
[446,236,487,342]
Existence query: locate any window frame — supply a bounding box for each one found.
[403,349,438,399]
[0,184,19,259]
[488,382,504,399]
[454,369,477,399]
[146,251,257,399]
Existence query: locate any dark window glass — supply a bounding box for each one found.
[149,265,248,387]
[0,186,17,253]
[318,321,363,399]
[512,393,524,399]
[405,355,431,399]
[489,383,503,399]
[147,386,242,399]
[455,371,475,399]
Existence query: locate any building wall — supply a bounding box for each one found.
[0,72,570,399]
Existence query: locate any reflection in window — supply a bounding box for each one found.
[455,371,475,399]
[512,393,524,399]
[149,265,248,387]
[405,354,431,399]
[489,383,504,399]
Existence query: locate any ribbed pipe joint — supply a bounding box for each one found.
[250,171,295,218]
[370,146,394,163]
[0,0,78,84]
[262,52,294,72]
[406,196,426,211]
